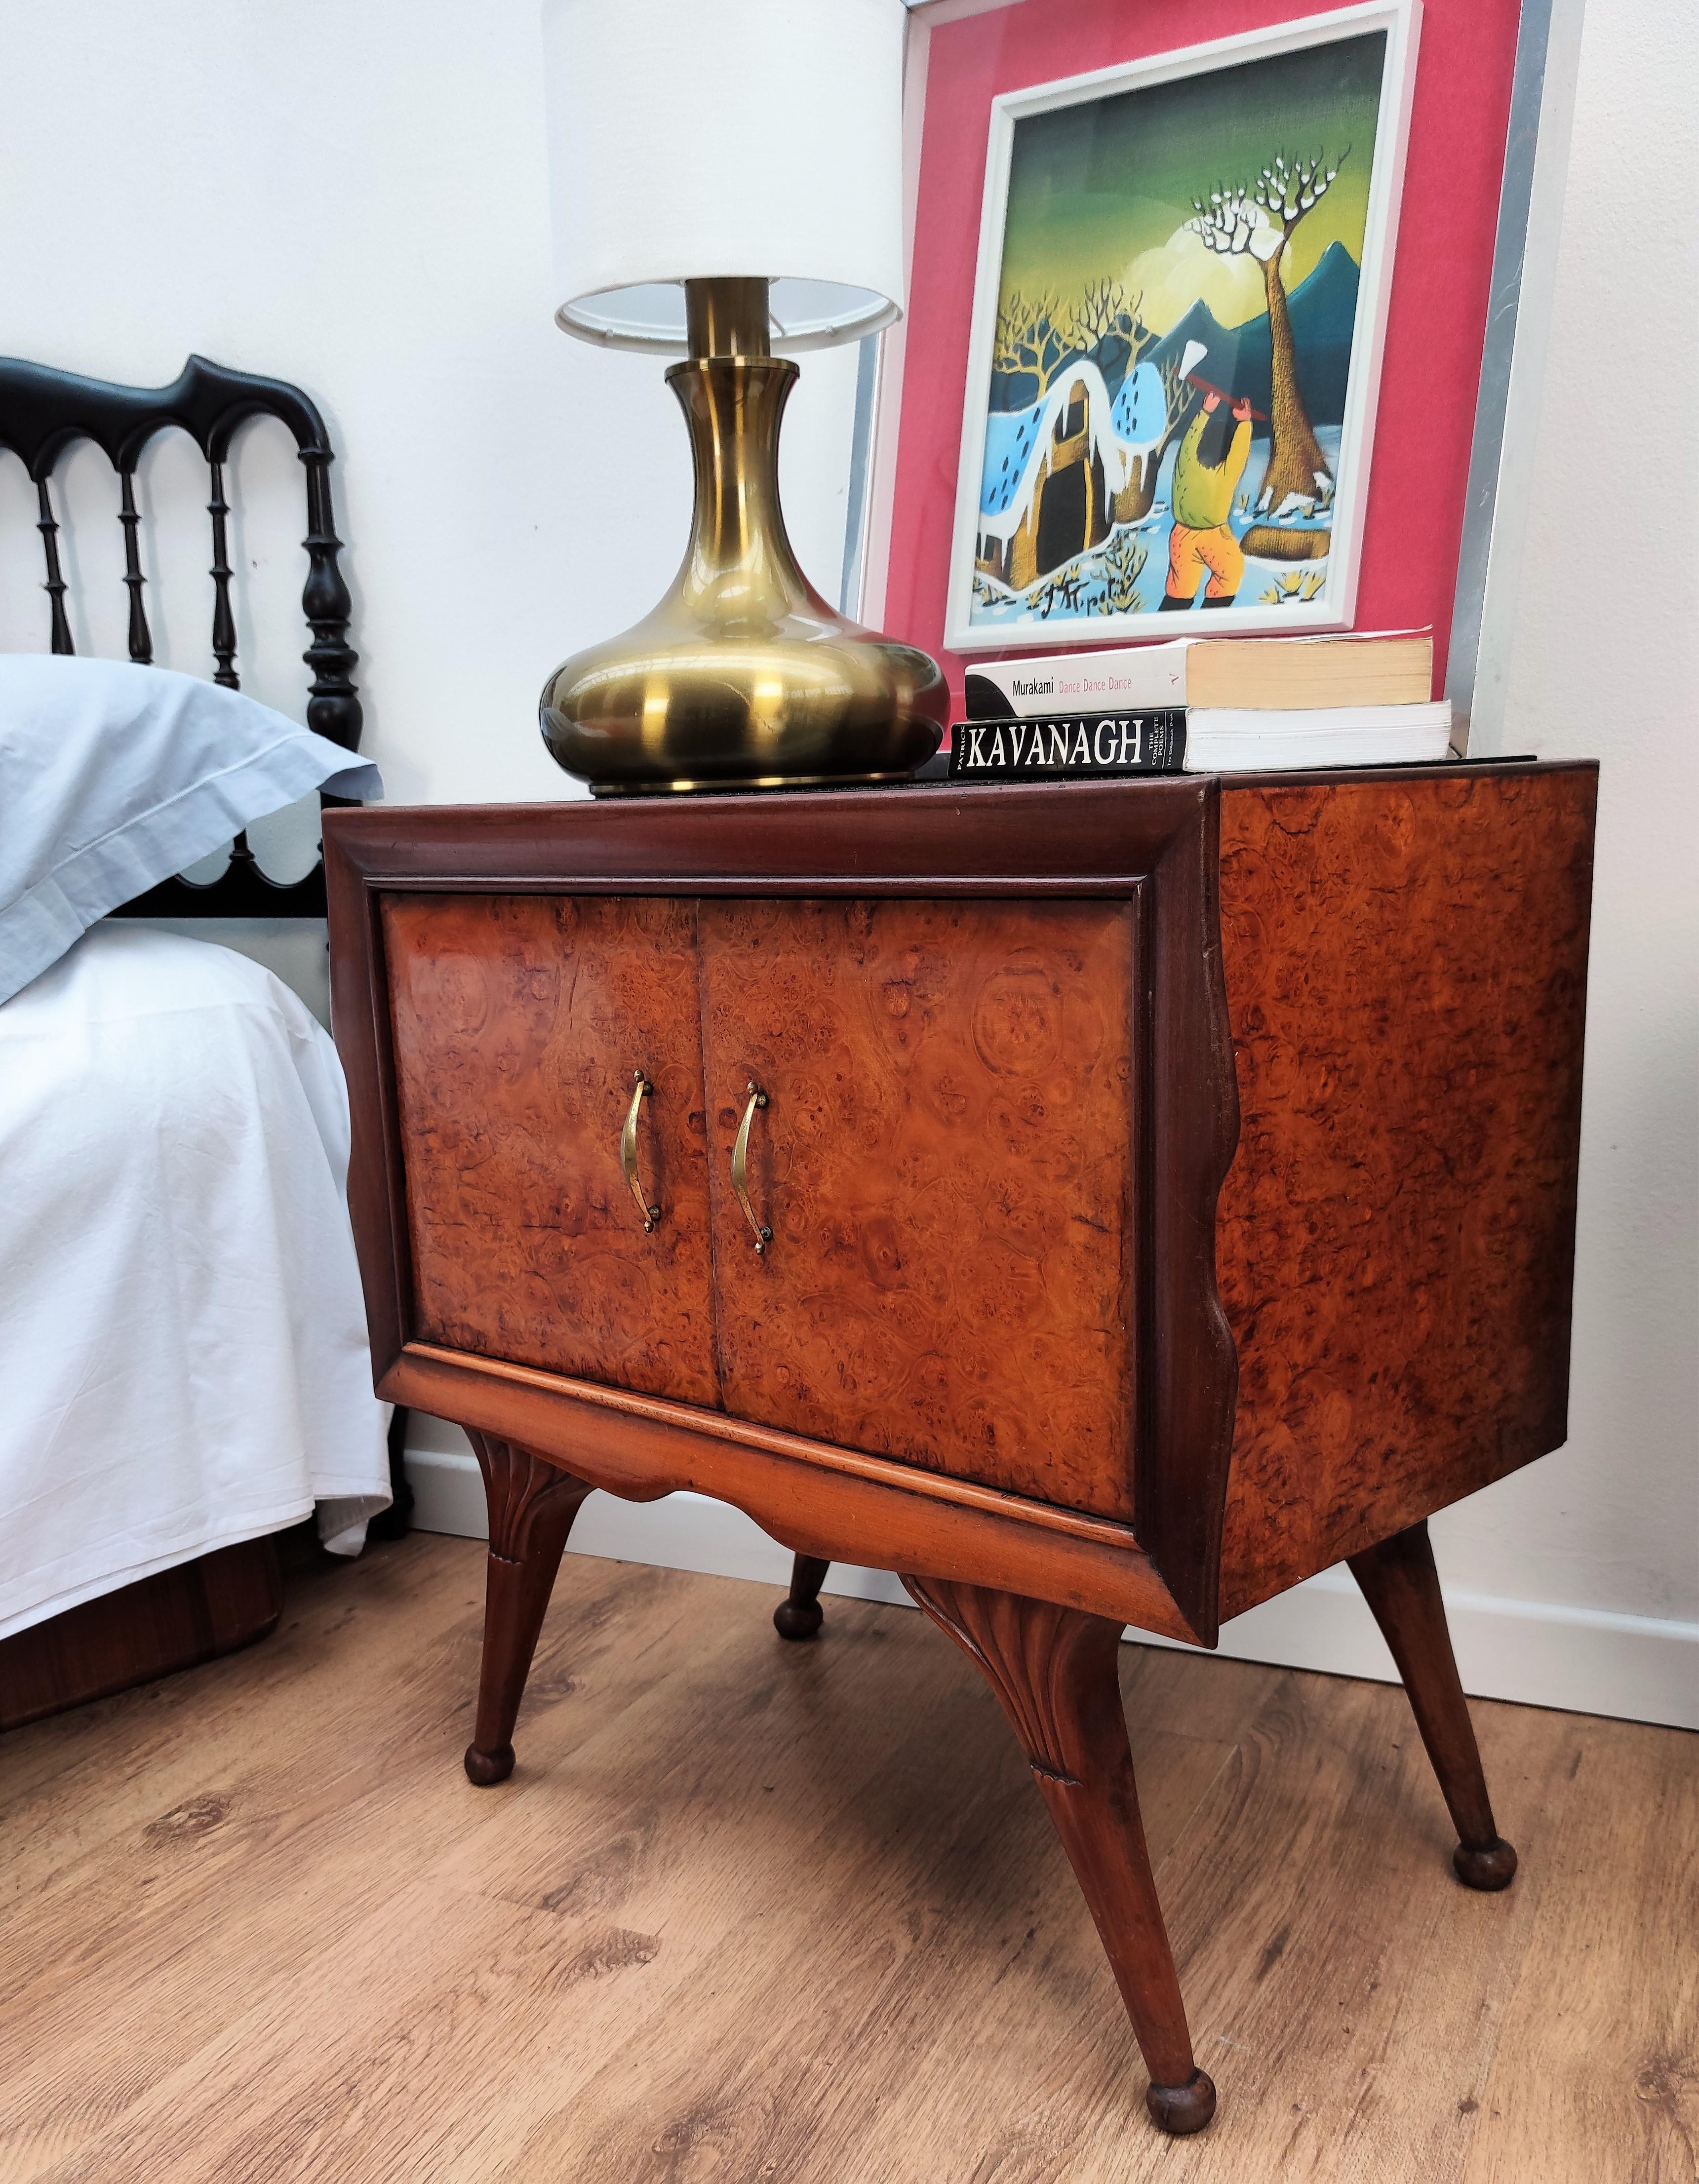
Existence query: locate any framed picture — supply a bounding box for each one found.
[855,0,1581,745]
[942,3,1418,650]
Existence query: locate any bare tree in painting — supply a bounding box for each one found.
[994,281,1152,400]
[1188,149,1347,514]
[1066,278,1147,359]
[992,289,1070,396]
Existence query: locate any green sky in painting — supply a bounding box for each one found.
[998,32,1386,336]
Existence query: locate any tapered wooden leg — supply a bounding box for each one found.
[774,1554,830,1640]
[1348,1520,1518,1891]
[463,1432,593,1787]
[903,1576,1215,2136]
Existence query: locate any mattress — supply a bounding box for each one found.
[0,923,392,1640]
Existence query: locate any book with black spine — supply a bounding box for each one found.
[947,700,1456,777]
[948,710,1187,780]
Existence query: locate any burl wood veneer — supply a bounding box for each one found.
[383,893,719,1408]
[324,764,1594,2136]
[698,895,1143,1517]
[1215,771,1594,1614]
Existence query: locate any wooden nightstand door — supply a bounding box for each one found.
[382,893,719,1408]
[697,896,1142,1520]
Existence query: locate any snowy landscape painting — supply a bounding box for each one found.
[944,5,1418,650]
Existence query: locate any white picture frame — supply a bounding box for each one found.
[938,0,1421,654]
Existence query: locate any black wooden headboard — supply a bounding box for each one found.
[0,353,362,917]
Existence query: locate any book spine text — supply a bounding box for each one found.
[948,711,1187,779]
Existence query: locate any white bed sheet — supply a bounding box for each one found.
[0,924,392,1641]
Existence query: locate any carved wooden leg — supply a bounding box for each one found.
[774,1554,830,1640]
[903,1576,1215,2136]
[1348,1520,1518,1891]
[464,1432,593,1787]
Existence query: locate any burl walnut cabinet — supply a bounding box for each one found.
[325,763,1595,2136]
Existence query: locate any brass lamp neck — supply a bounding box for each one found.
[685,275,771,360]
[666,348,808,621]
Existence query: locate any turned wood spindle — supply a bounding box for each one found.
[207,458,238,689]
[118,468,152,663]
[36,476,72,655]
[298,447,361,748]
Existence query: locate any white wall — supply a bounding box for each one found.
[3,0,1691,1725]
[1435,0,1697,1702]
[0,0,861,803]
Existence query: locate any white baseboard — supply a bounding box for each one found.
[1138,1566,1698,1733]
[405,1447,1698,1732]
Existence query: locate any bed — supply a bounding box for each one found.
[0,355,397,1729]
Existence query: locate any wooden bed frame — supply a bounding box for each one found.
[0,352,407,1733]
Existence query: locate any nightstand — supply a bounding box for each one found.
[326,763,1594,2134]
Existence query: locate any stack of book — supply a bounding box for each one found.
[948,630,1450,780]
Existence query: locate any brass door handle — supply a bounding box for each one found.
[621,1069,662,1233]
[731,1080,772,1254]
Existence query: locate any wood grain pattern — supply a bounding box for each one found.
[462,1433,594,1787]
[326,778,1236,1638]
[330,769,1593,1653]
[5,1541,1687,2184]
[699,896,1142,1519]
[902,1577,1214,2134]
[388,1340,1197,1640]
[0,1538,281,1732]
[383,893,720,1409]
[1348,1520,1517,1890]
[1214,768,1596,1614]
[1460,1714,1699,2184]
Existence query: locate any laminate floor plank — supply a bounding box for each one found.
[498,1683,1243,2182]
[0,1543,751,2177]
[0,1526,470,1897]
[0,1534,1688,2184]
[12,1581,989,2182]
[1460,1716,1699,2184]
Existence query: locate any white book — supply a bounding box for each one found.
[1184,701,1454,772]
[963,629,1434,717]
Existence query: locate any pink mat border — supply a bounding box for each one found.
[867,0,1524,713]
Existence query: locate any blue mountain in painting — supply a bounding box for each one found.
[1146,242,1361,427]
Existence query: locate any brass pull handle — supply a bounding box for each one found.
[731,1080,772,1254]
[620,1069,662,1233]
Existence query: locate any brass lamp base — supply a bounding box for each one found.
[540,279,948,794]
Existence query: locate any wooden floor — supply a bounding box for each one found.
[1,1533,1693,2184]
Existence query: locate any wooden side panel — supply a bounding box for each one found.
[1215,769,1596,1615]
[0,1539,281,1732]
[697,896,1143,1521]
[382,894,719,1408]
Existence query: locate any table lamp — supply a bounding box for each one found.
[537,0,948,795]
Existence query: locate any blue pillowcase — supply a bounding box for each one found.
[0,655,382,1005]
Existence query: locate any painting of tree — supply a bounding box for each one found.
[948,14,1410,646]
[1187,151,1348,514]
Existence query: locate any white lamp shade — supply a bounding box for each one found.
[541,0,908,352]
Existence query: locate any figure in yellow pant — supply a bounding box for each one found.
[1161,391,1253,611]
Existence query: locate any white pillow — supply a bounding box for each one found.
[0,655,382,1005]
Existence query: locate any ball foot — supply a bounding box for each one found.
[1145,2068,1216,2135]
[463,1740,515,1787]
[1453,1835,1518,1891]
[773,1597,824,1641]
